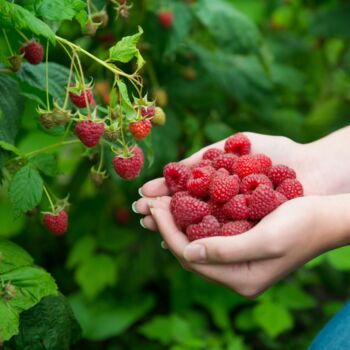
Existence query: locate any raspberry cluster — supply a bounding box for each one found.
[164,133,304,241]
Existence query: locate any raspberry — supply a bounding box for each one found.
[69,88,94,108]
[164,163,191,194]
[113,146,144,180]
[20,40,44,65]
[240,174,273,194]
[142,106,156,119]
[268,165,296,187]
[232,155,261,179]
[208,200,228,223]
[151,107,166,126]
[197,159,212,168]
[215,168,230,176]
[115,208,130,225]
[275,191,288,205]
[209,174,240,203]
[187,166,214,197]
[129,119,152,140]
[158,10,174,29]
[223,194,251,220]
[44,210,68,235]
[203,148,224,161]
[170,191,190,213]
[224,133,251,156]
[212,153,237,172]
[75,120,105,147]
[170,195,210,228]
[276,179,304,199]
[253,154,272,174]
[220,220,253,236]
[250,185,279,219]
[186,215,220,241]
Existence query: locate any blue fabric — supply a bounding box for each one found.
[309,301,350,350]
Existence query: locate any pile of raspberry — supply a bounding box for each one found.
[163,133,304,241]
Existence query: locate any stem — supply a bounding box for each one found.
[2,29,14,56]
[75,53,92,117]
[87,0,92,17]
[118,91,128,154]
[57,41,81,84]
[146,59,159,88]
[16,29,29,42]
[63,54,75,108]
[25,139,80,158]
[43,185,55,212]
[45,40,50,110]
[97,145,104,171]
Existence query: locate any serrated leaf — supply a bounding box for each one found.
[109,27,145,70]
[253,302,293,338]
[116,80,136,117]
[30,153,58,177]
[8,165,43,216]
[0,0,55,43]
[0,301,19,342]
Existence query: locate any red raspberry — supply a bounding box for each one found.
[223,194,251,220]
[170,191,190,213]
[44,210,68,235]
[186,215,220,241]
[209,174,240,203]
[203,148,224,160]
[129,119,152,140]
[115,208,130,225]
[143,106,156,119]
[250,185,279,219]
[187,166,214,197]
[164,163,191,194]
[69,88,94,108]
[20,40,44,65]
[268,165,296,187]
[276,179,304,199]
[158,10,174,29]
[224,133,251,156]
[170,195,210,228]
[208,200,228,223]
[75,120,105,147]
[253,154,272,174]
[197,159,212,167]
[232,155,261,179]
[220,220,253,236]
[113,146,144,180]
[275,191,288,205]
[212,153,237,172]
[215,168,230,176]
[240,174,273,194]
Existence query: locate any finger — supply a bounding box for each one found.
[140,178,169,197]
[140,215,158,231]
[132,197,152,215]
[183,226,281,264]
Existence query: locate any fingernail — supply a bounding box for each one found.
[150,208,156,216]
[138,187,144,197]
[161,241,168,250]
[140,218,145,228]
[131,202,139,214]
[183,244,207,262]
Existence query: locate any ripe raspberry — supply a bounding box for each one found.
[164,162,191,194]
[212,153,238,172]
[275,191,288,205]
[203,148,224,161]
[20,40,44,65]
[209,174,240,203]
[44,210,68,235]
[113,146,144,180]
[115,208,130,225]
[187,166,214,197]
[220,220,253,236]
[215,168,230,176]
[129,119,152,140]
[170,191,190,213]
[224,133,251,156]
[208,200,228,223]
[276,179,304,199]
[223,194,251,220]
[141,106,155,119]
[197,159,212,168]
[170,195,210,228]
[250,185,279,219]
[253,154,272,174]
[158,10,174,29]
[232,155,261,179]
[240,174,273,194]
[186,215,220,241]
[69,88,94,108]
[268,165,296,187]
[75,120,105,147]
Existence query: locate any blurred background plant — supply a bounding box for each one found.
[1,0,350,349]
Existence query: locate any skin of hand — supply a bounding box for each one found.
[133,131,350,297]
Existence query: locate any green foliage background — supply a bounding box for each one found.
[1,0,350,349]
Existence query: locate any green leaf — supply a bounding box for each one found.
[0,141,23,156]
[69,293,155,341]
[0,0,55,43]
[326,246,350,271]
[253,302,293,338]
[116,80,136,117]
[75,254,118,300]
[0,202,25,238]
[0,238,33,274]
[66,236,97,269]
[8,165,43,216]
[274,285,316,310]
[9,295,81,350]
[30,153,58,177]
[109,27,145,70]
[204,122,234,142]
[0,301,19,342]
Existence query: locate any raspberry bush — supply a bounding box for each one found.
[1,0,350,349]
